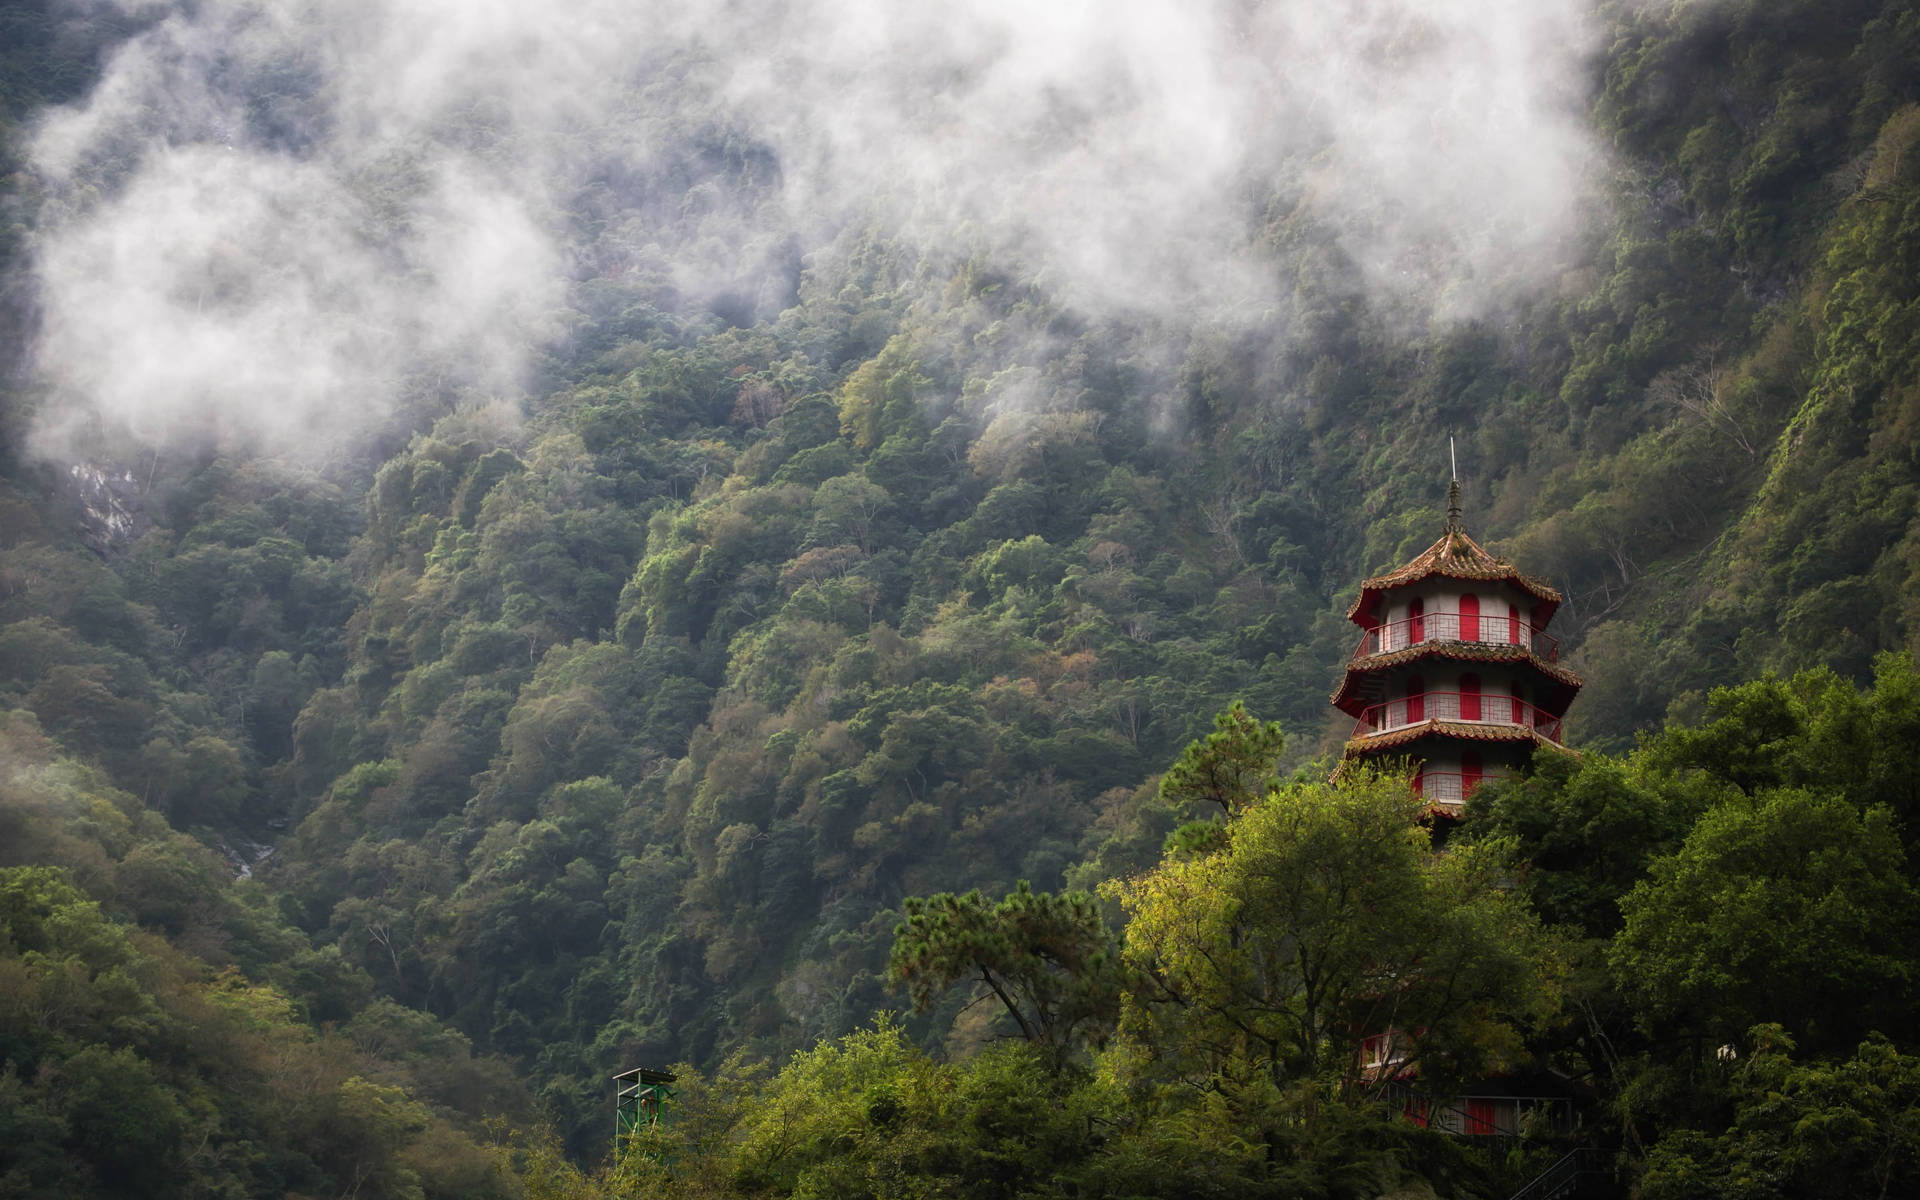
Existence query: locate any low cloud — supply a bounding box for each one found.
[20,0,1605,462]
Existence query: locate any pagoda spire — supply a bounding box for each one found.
[1446,437,1463,534]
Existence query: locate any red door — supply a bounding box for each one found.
[1511,681,1526,724]
[1508,602,1523,645]
[1459,672,1481,721]
[1406,674,1425,724]
[1459,594,1480,642]
[1462,750,1483,796]
[1464,1098,1497,1136]
[1408,597,1425,644]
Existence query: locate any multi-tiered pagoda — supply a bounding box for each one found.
[1333,484,1581,814]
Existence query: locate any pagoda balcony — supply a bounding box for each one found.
[1350,691,1566,744]
[1411,771,1489,809]
[1351,614,1560,663]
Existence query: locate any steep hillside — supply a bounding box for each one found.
[4,0,1920,1168]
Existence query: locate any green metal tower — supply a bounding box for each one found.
[613,1066,677,1139]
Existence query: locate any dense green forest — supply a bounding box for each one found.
[5,0,1920,1194]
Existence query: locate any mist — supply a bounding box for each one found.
[20,0,1605,463]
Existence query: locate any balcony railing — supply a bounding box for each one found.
[1411,771,1481,806]
[1352,613,1559,663]
[1351,690,1565,744]
[1376,1080,1576,1139]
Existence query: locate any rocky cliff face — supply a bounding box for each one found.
[65,461,150,554]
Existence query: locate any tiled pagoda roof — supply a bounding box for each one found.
[1347,528,1561,627]
[1329,640,1585,717]
[1343,719,1575,757]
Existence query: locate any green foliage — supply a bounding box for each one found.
[0,865,517,1199]
[1113,768,1559,1100]
[1154,699,1286,816]
[1643,655,1920,838]
[1641,1028,1920,1200]
[1612,792,1918,1052]
[503,761,1570,1199]
[888,882,1119,1065]
[1467,751,1713,938]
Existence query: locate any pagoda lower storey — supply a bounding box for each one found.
[1344,729,1547,814]
[1337,643,1578,813]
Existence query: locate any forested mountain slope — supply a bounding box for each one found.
[4,0,1920,1179]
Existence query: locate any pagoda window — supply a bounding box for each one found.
[1459,594,1480,642]
[1405,673,1426,724]
[1408,597,1425,645]
[1459,672,1481,721]
[1462,749,1483,794]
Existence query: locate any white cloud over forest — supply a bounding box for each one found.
[22,0,1604,460]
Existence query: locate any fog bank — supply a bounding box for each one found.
[23,0,1604,461]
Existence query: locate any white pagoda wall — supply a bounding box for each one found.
[1373,580,1545,652]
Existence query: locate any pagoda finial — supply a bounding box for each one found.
[1446,437,1463,534]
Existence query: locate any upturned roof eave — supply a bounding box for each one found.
[1327,642,1587,713]
[1341,719,1581,759]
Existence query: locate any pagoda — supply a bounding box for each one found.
[1332,481,1581,814]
